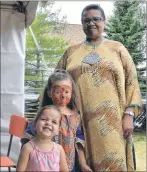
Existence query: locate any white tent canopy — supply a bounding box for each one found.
[1,1,39,164]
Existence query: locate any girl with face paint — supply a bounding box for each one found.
[21,69,91,172]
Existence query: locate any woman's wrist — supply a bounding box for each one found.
[123,111,134,117]
[124,107,134,117]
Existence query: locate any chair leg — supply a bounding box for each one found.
[8,167,11,172]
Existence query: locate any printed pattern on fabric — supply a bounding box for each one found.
[55,114,81,171]
[56,40,142,171]
[83,101,122,136]
[93,152,126,171]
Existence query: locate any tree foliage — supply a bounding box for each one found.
[105,0,146,93]
[25,1,69,88]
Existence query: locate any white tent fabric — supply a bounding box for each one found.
[1,1,38,164]
[24,1,39,27]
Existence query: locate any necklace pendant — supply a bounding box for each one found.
[83,52,100,65]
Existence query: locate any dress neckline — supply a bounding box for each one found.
[30,140,55,153]
[62,113,75,117]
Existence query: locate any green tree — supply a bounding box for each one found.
[25,1,69,88]
[105,0,146,94]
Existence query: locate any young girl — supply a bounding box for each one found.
[17,105,69,171]
[22,69,92,172]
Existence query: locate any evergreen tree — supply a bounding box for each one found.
[105,0,146,94]
[25,1,69,88]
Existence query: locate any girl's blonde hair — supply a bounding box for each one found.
[34,105,61,123]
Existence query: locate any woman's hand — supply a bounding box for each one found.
[122,114,134,139]
[80,163,93,172]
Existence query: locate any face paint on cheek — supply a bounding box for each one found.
[51,86,71,106]
[59,93,71,106]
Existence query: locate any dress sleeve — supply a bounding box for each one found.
[119,44,142,116]
[56,48,69,70]
[76,115,85,148]
[56,43,82,70]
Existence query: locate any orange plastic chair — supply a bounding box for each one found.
[0,115,28,172]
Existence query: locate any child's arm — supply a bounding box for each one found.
[77,143,93,172]
[59,145,69,172]
[76,116,92,171]
[16,142,32,171]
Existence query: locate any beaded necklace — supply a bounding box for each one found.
[82,38,106,65]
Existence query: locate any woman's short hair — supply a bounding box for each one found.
[81,4,106,21]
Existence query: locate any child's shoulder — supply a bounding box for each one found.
[70,110,81,124]
[53,142,61,148]
[53,142,63,151]
[75,111,81,120]
[71,110,80,117]
[21,140,34,153]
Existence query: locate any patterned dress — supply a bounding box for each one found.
[56,40,142,171]
[24,113,84,171]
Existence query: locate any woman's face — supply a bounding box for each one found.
[82,9,105,40]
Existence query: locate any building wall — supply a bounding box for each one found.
[62,24,86,44]
[48,24,86,45]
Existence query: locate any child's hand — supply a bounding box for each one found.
[81,164,93,172]
[76,143,93,172]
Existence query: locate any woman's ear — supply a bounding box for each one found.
[104,18,107,27]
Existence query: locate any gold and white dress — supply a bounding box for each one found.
[56,39,142,171]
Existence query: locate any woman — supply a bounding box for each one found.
[56,4,142,172]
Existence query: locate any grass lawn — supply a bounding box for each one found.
[133,131,146,171]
